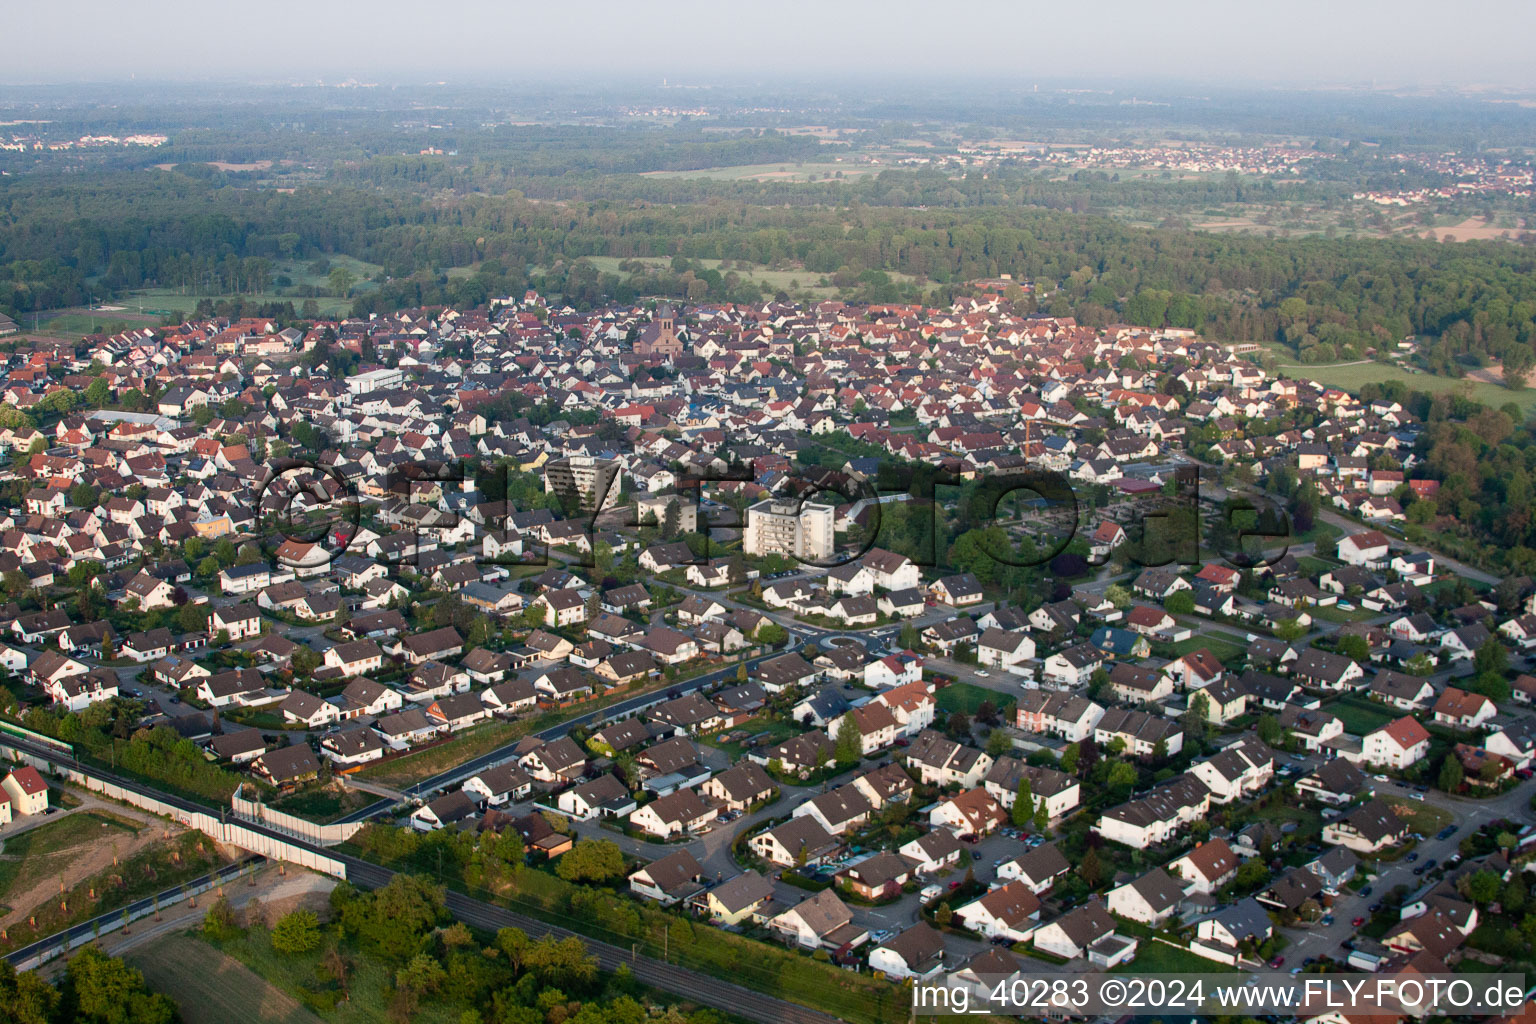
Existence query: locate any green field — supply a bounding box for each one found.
[0,811,139,904]
[577,255,919,295]
[123,288,354,318]
[127,934,323,1024]
[1274,360,1536,417]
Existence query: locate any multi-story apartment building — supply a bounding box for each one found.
[744,498,834,562]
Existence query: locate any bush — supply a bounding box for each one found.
[271,908,323,955]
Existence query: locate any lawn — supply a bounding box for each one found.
[1162,632,1248,664]
[700,715,800,759]
[1308,604,1382,624]
[1380,799,1454,834]
[0,811,139,904]
[127,934,323,1024]
[1113,938,1237,974]
[936,681,1015,717]
[1326,694,1395,737]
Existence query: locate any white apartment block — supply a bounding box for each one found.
[744,499,834,563]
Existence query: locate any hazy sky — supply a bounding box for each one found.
[6,0,1536,89]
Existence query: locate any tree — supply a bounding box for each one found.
[1104,584,1132,609]
[1337,634,1370,662]
[339,873,445,961]
[1235,858,1270,889]
[177,602,210,634]
[1257,714,1283,746]
[1184,691,1212,738]
[1106,761,1138,790]
[934,902,953,927]
[1504,875,1528,914]
[555,839,626,884]
[1060,743,1080,776]
[525,935,598,989]
[1078,847,1103,888]
[0,960,57,1024]
[1466,869,1501,904]
[328,266,357,295]
[270,908,322,955]
[58,945,177,1024]
[1033,799,1050,834]
[833,714,862,764]
[1273,618,1308,643]
[1012,777,1035,828]
[1164,591,1195,616]
[1474,639,1509,678]
[1438,756,1464,793]
[986,727,1013,757]
[84,377,112,408]
[395,952,447,997]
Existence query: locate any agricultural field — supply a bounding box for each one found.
[640,161,881,183]
[1271,359,1536,417]
[577,254,920,296]
[127,934,323,1024]
[122,255,382,318]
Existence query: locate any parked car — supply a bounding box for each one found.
[1268,956,1285,968]
[1351,917,1366,927]
[1436,825,1458,841]
[1406,852,1419,862]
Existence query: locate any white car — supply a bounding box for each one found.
[974,670,990,678]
